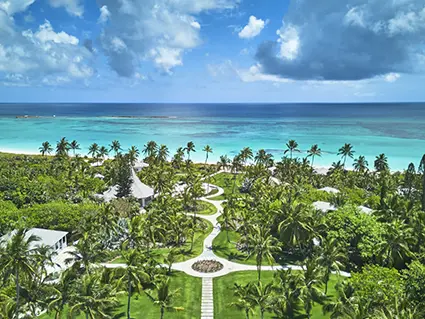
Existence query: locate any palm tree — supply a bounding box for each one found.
[419,154,425,211]
[110,140,122,156]
[231,155,243,193]
[278,201,315,252]
[307,144,321,169]
[156,145,169,165]
[246,225,280,281]
[184,141,196,160]
[323,281,359,319]
[146,277,182,319]
[203,145,213,164]
[47,268,78,318]
[0,229,42,318]
[70,140,80,156]
[98,146,109,160]
[337,143,354,168]
[254,149,273,167]
[353,155,369,173]
[317,238,346,294]
[68,270,121,319]
[301,258,326,319]
[377,220,413,268]
[231,283,256,319]
[239,147,254,166]
[143,141,158,158]
[172,147,185,169]
[65,232,105,273]
[128,146,140,166]
[403,163,416,198]
[284,140,300,160]
[374,153,389,172]
[88,143,99,158]
[56,137,70,157]
[217,155,231,171]
[116,243,149,319]
[248,281,274,319]
[272,269,304,319]
[39,141,53,156]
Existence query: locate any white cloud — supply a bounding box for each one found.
[255,0,425,81]
[98,5,110,24]
[48,0,83,17]
[384,72,401,82]
[237,64,291,83]
[277,24,300,60]
[0,0,34,15]
[238,16,266,39]
[98,0,237,76]
[0,7,93,85]
[150,47,183,73]
[191,21,201,29]
[29,20,79,45]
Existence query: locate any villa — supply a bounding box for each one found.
[99,169,154,207]
[134,160,149,172]
[1,228,68,253]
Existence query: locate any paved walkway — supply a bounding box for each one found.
[201,278,214,319]
[103,181,351,318]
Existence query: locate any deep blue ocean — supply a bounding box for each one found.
[0,103,424,170]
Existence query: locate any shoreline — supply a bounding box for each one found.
[0,148,403,174]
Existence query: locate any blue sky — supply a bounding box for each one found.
[1,0,425,103]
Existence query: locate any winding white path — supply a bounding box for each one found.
[103,182,351,318]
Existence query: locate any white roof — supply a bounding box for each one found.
[269,177,282,185]
[358,205,373,214]
[1,228,68,249]
[94,173,105,179]
[134,161,149,169]
[319,187,340,194]
[313,201,336,212]
[100,169,154,201]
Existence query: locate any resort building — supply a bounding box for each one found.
[98,169,154,207]
[134,160,149,172]
[1,228,68,253]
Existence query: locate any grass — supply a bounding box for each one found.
[39,271,201,319]
[209,172,244,200]
[194,200,217,215]
[212,230,301,266]
[110,218,213,264]
[214,271,340,319]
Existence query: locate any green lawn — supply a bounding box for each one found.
[214,271,340,319]
[39,271,201,319]
[213,230,293,266]
[209,172,244,200]
[194,200,217,215]
[110,219,213,264]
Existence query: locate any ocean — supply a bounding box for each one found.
[0,103,424,170]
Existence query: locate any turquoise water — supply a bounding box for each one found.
[0,103,424,170]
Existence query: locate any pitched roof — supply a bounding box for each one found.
[99,169,154,201]
[319,187,340,194]
[1,228,68,249]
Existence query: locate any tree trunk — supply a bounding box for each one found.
[260,309,264,319]
[127,277,132,319]
[257,255,262,282]
[85,313,89,319]
[245,309,249,319]
[422,173,425,211]
[14,267,19,319]
[160,306,164,319]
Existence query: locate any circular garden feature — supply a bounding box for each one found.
[192,260,224,273]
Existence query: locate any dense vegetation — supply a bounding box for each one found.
[1,138,425,318]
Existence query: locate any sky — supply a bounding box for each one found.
[0,0,425,103]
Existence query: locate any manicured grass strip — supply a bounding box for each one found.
[39,271,201,319]
[209,172,244,200]
[212,230,302,266]
[214,271,339,319]
[111,218,213,264]
[195,200,217,215]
